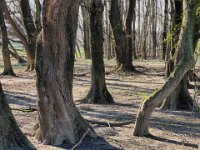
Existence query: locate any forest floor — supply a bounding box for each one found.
[0,59,200,150]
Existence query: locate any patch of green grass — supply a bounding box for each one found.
[136,92,150,99]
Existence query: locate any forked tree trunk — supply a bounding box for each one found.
[81,0,114,104]
[133,0,197,136]
[36,0,95,146]
[0,2,15,76]
[0,83,35,150]
[109,0,136,71]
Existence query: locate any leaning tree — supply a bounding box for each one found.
[133,0,199,136]
[35,0,96,145]
[0,83,35,149]
[81,0,114,104]
[161,0,200,110]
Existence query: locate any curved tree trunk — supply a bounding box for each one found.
[81,0,114,104]
[36,0,96,146]
[133,0,197,136]
[161,0,199,111]
[0,83,35,150]
[0,2,15,76]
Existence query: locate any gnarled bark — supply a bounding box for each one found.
[36,0,96,146]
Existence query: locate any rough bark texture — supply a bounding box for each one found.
[0,83,35,150]
[81,0,114,104]
[0,2,15,76]
[133,0,197,136]
[36,0,95,146]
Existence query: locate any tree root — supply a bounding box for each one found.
[11,107,37,112]
[86,119,134,127]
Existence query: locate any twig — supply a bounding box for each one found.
[71,129,90,150]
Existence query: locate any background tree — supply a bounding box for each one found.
[81,0,114,104]
[0,2,15,76]
[3,0,38,70]
[109,0,136,71]
[36,0,96,145]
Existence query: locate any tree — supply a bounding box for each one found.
[109,0,136,71]
[81,0,91,59]
[35,0,95,145]
[3,0,37,70]
[161,0,199,110]
[0,83,35,149]
[0,1,15,76]
[81,0,114,104]
[133,0,198,136]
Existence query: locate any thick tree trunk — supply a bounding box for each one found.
[36,0,95,146]
[82,0,91,59]
[133,0,197,136]
[0,83,35,150]
[81,0,114,104]
[0,3,15,76]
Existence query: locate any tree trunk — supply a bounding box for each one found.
[161,0,198,110]
[133,0,197,136]
[0,2,15,76]
[151,0,157,59]
[81,0,114,104]
[0,83,35,150]
[2,0,36,71]
[125,0,136,71]
[34,0,42,33]
[109,0,136,71]
[36,0,95,146]
[140,0,151,60]
[162,0,168,60]
[20,0,37,70]
[82,0,91,59]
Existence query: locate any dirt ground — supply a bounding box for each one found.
[0,59,200,150]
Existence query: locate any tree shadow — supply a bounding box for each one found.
[4,90,36,108]
[146,134,198,149]
[58,136,121,150]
